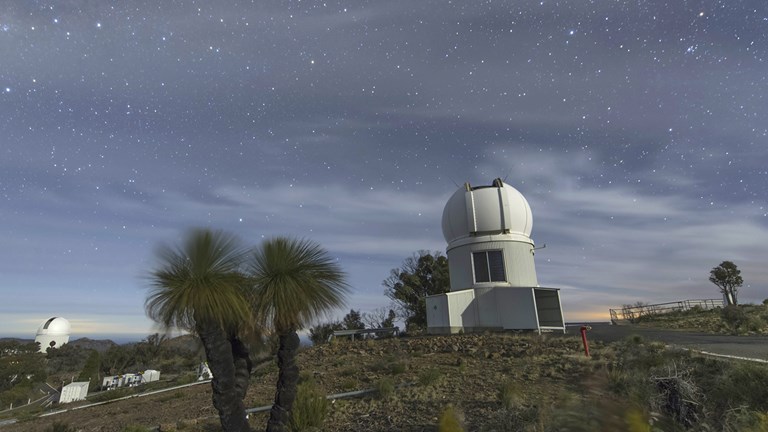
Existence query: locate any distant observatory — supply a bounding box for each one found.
[426,179,565,334]
[35,317,71,353]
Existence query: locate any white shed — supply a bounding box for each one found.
[142,370,161,383]
[60,381,89,404]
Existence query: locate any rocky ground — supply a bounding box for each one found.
[4,332,629,432]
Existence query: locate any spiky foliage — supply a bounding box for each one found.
[145,228,253,432]
[249,237,348,432]
[146,228,251,331]
[249,237,349,333]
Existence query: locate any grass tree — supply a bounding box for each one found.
[249,237,349,432]
[146,228,254,432]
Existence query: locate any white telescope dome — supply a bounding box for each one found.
[442,178,533,244]
[36,317,71,336]
[35,317,71,352]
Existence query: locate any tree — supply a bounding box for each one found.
[146,228,254,432]
[248,237,348,432]
[383,251,450,330]
[308,321,342,345]
[709,261,743,306]
[362,307,397,330]
[77,350,100,387]
[342,309,365,330]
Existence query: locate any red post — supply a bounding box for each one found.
[580,325,591,357]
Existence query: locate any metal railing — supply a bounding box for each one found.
[609,299,723,324]
[329,327,399,341]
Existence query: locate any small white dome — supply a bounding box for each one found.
[442,178,533,244]
[36,317,71,336]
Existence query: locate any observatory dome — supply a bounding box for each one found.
[36,317,71,336]
[442,178,533,244]
[35,317,72,352]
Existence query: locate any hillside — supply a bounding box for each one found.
[2,332,612,431]
[4,330,768,431]
[633,303,768,335]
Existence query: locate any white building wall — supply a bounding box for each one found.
[142,370,161,383]
[447,239,538,289]
[474,287,500,327]
[426,295,449,328]
[448,290,476,328]
[60,382,89,403]
[496,289,539,330]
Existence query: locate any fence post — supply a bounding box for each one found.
[580,326,591,357]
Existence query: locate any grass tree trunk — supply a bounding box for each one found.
[198,323,251,432]
[266,331,301,432]
[231,335,253,401]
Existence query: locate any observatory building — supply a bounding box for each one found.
[35,317,71,353]
[426,179,565,334]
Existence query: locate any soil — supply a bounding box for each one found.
[2,332,613,432]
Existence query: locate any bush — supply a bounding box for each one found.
[438,405,464,432]
[290,378,329,432]
[417,368,442,386]
[121,426,151,432]
[498,380,522,410]
[89,387,134,403]
[375,377,395,400]
[721,305,747,330]
[46,422,76,432]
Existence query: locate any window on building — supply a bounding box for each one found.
[472,250,506,283]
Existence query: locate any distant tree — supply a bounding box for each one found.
[383,251,450,330]
[248,237,349,432]
[100,344,136,376]
[362,307,397,329]
[77,350,100,387]
[342,309,365,330]
[308,321,342,345]
[0,342,46,393]
[146,228,254,432]
[381,309,397,329]
[45,343,88,374]
[709,261,743,305]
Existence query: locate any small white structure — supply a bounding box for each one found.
[35,317,71,353]
[198,362,213,381]
[426,179,565,334]
[102,374,140,390]
[60,381,89,404]
[102,370,160,390]
[142,369,161,383]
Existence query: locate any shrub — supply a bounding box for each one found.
[375,377,395,400]
[417,368,442,386]
[438,405,464,432]
[174,372,198,385]
[721,305,747,330]
[46,423,77,432]
[498,380,522,410]
[390,361,407,375]
[121,426,151,432]
[290,378,329,432]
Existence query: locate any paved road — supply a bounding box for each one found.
[577,323,768,361]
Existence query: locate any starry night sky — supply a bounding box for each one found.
[2,1,766,340]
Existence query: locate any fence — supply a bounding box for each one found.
[609,299,723,324]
